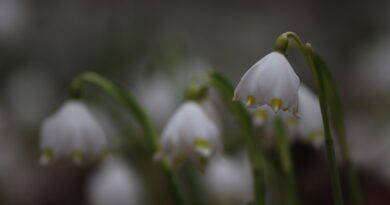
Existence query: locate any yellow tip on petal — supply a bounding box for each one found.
[271,98,283,112]
[232,93,240,101]
[72,150,83,165]
[287,117,297,125]
[256,109,268,120]
[100,149,109,160]
[246,95,256,106]
[308,131,323,146]
[40,148,53,166]
[194,138,210,149]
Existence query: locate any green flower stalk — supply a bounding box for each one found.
[274,117,300,205]
[69,72,185,205]
[313,53,363,205]
[274,31,362,205]
[189,72,266,205]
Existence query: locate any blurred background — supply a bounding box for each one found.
[1,0,390,205]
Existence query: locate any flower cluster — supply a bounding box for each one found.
[36,32,357,205]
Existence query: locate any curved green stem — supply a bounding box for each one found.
[276,32,344,205]
[312,53,363,205]
[69,72,185,205]
[305,45,344,205]
[274,117,300,205]
[204,71,265,205]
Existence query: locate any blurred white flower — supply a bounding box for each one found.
[132,74,178,129]
[40,100,108,165]
[204,154,253,204]
[296,85,324,146]
[251,105,297,145]
[158,101,222,168]
[234,51,300,113]
[88,158,144,205]
[250,85,323,146]
[252,105,277,126]
[0,0,27,40]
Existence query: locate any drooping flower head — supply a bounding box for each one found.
[40,100,108,165]
[158,101,221,168]
[296,85,324,146]
[234,51,300,113]
[88,158,144,205]
[204,154,253,203]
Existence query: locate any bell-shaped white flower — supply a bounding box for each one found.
[204,154,253,203]
[234,51,300,113]
[88,158,144,205]
[40,100,108,165]
[158,101,221,168]
[296,85,324,146]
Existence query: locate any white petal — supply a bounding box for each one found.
[159,102,221,165]
[297,85,324,144]
[235,52,300,111]
[204,154,253,203]
[40,100,107,161]
[88,158,144,205]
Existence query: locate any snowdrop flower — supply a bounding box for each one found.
[132,74,178,129]
[234,51,300,113]
[251,105,297,143]
[158,102,221,168]
[40,100,108,165]
[204,154,253,204]
[296,85,324,146]
[88,158,144,205]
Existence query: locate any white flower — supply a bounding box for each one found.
[39,100,108,165]
[158,102,222,168]
[251,105,297,144]
[296,85,324,146]
[234,51,300,113]
[204,154,253,203]
[132,74,178,129]
[88,158,144,205]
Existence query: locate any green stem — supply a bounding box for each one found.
[69,72,185,205]
[205,71,265,205]
[312,53,363,205]
[274,117,299,205]
[305,45,344,205]
[276,32,344,205]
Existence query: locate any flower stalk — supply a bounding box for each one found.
[275,31,362,205]
[194,72,265,205]
[312,53,363,205]
[69,72,185,205]
[274,117,299,205]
